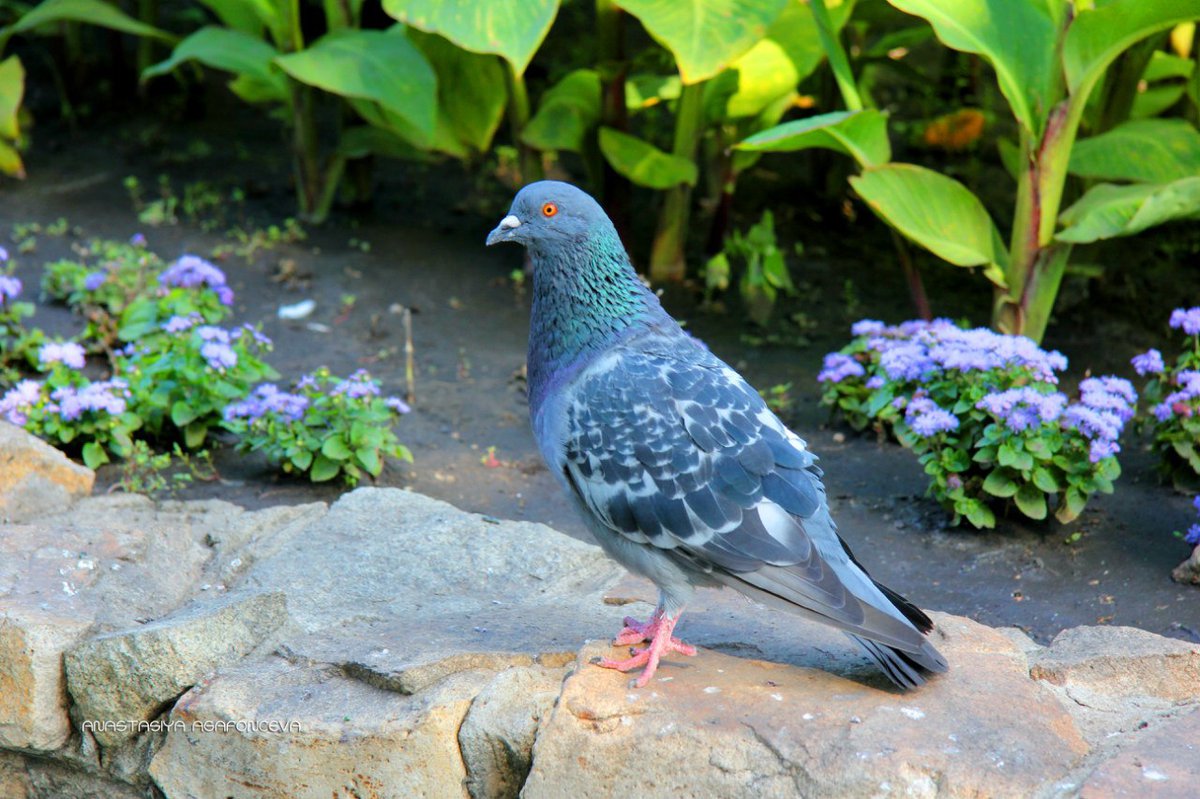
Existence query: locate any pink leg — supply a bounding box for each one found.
[597,612,695,687]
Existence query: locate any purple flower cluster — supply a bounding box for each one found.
[385,396,412,414]
[860,319,1068,384]
[38,341,87,370]
[225,384,310,423]
[1152,370,1200,422]
[976,387,1067,432]
[1062,377,1136,462]
[0,377,129,425]
[1131,348,1165,376]
[163,313,202,333]
[905,396,959,436]
[1187,496,1200,547]
[48,379,129,421]
[195,326,238,371]
[332,369,382,400]
[0,275,20,304]
[159,255,234,306]
[817,353,865,384]
[0,379,41,425]
[84,271,107,291]
[1169,307,1200,336]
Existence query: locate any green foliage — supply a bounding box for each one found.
[737,109,891,166]
[598,127,698,189]
[718,210,796,326]
[112,440,215,497]
[0,54,25,177]
[1133,316,1200,493]
[748,0,1200,343]
[224,368,413,486]
[383,0,560,73]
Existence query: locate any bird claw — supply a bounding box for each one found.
[596,611,694,687]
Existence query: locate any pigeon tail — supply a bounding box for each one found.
[848,634,948,690]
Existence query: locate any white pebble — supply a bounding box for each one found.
[703,686,721,694]
[900,707,925,720]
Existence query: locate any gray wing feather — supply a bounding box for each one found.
[561,343,946,678]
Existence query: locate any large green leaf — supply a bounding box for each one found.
[714,0,854,119]
[0,139,22,178]
[598,127,698,189]
[276,27,437,140]
[1056,177,1200,243]
[382,0,559,73]
[195,0,268,37]
[1070,118,1200,183]
[615,0,788,85]
[887,0,1058,135]
[1063,0,1200,105]
[736,109,891,167]
[143,27,288,104]
[522,69,601,152]
[0,55,23,142]
[5,0,174,41]
[411,31,507,153]
[850,163,1003,267]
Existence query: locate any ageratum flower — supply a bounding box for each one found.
[332,369,382,399]
[1131,349,1165,376]
[905,397,959,436]
[0,274,21,303]
[38,341,87,370]
[1153,370,1200,421]
[130,233,147,247]
[163,313,203,333]
[49,379,129,421]
[850,319,886,336]
[385,396,411,414]
[225,384,309,422]
[84,271,107,291]
[816,353,865,384]
[1062,376,1137,463]
[200,341,238,371]
[976,387,1067,433]
[160,255,234,306]
[237,324,272,347]
[1169,307,1200,336]
[0,379,42,425]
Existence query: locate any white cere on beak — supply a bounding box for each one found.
[499,215,521,230]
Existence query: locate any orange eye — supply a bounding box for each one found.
[542,202,558,218]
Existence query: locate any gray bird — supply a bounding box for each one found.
[487,181,947,689]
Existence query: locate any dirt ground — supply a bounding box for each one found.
[3,110,1198,647]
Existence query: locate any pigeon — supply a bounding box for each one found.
[486,181,947,689]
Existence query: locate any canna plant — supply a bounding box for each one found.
[741,0,1200,343]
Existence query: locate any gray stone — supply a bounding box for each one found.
[459,665,564,799]
[148,658,490,799]
[1172,544,1200,585]
[64,591,288,748]
[0,423,93,523]
[1079,707,1200,798]
[523,613,1090,799]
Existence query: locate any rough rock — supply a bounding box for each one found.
[524,613,1088,798]
[1030,625,1200,744]
[459,665,565,799]
[1173,545,1200,585]
[1079,708,1200,798]
[0,423,93,523]
[64,590,288,747]
[148,659,492,799]
[0,494,321,753]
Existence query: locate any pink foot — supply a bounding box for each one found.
[596,612,695,687]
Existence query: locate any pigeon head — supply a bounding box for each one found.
[485,181,610,251]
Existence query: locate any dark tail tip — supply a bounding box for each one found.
[849,634,948,690]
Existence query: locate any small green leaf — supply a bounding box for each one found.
[143,27,286,104]
[1070,119,1200,184]
[1032,466,1062,493]
[598,127,698,189]
[522,69,601,153]
[963,500,996,529]
[1014,483,1047,521]
[0,55,24,141]
[982,469,1018,498]
[310,454,341,482]
[1057,177,1200,243]
[1055,486,1088,524]
[850,163,1004,268]
[184,421,207,449]
[170,401,198,427]
[615,0,788,85]
[81,441,107,470]
[383,0,560,73]
[738,109,891,168]
[292,449,314,471]
[9,0,175,42]
[356,447,382,475]
[321,436,352,461]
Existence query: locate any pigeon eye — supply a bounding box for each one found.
[542,202,558,218]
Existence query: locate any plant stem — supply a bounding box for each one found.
[810,0,862,111]
[504,63,542,185]
[649,81,705,283]
[596,0,631,245]
[136,0,158,78]
[890,230,931,321]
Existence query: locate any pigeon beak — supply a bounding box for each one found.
[486,214,522,246]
